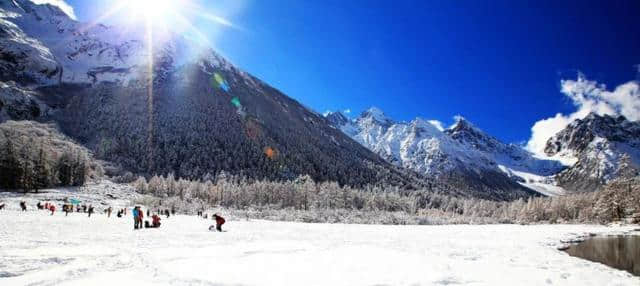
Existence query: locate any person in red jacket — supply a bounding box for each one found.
[151,214,161,228]
[49,204,55,215]
[212,214,225,232]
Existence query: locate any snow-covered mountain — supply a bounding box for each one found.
[0,0,427,189]
[544,113,640,192]
[0,0,149,85]
[327,108,550,199]
[445,117,566,196]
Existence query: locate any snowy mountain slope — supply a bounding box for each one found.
[326,109,542,200]
[0,0,146,85]
[0,0,425,189]
[446,117,565,176]
[0,80,49,122]
[445,117,567,195]
[545,113,640,192]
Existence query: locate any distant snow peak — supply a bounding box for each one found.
[28,0,76,20]
[326,107,567,197]
[324,110,349,126]
[448,115,479,132]
[358,107,393,125]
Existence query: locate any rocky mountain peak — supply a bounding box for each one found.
[357,107,394,127]
[324,111,350,127]
[545,112,640,192]
[545,113,640,157]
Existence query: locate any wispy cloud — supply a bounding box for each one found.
[343,109,351,114]
[30,0,76,20]
[428,120,444,131]
[526,73,640,156]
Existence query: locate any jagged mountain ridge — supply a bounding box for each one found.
[545,113,640,192]
[326,108,554,199]
[0,0,429,189]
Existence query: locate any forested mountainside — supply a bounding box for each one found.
[0,120,100,190]
[0,0,426,190]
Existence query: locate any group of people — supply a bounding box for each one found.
[36,201,97,217]
[5,200,226,232]
[132,206,160,229]
[35,201,56,215]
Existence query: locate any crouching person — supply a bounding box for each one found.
[212,214,225,232]
[152,214,161,228]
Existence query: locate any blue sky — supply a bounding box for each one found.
[63,0,640,144]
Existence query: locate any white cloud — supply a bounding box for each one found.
[428,120,444,131]
[30,0,76,20]
[343,109,351,114]
[526,74,640,156]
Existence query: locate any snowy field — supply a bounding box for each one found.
[1,207,639,286]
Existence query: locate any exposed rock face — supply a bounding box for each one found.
[545,113,640,192]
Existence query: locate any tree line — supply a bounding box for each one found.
[0,121,98,191]
[131,172,640,225]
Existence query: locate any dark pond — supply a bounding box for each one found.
[565,235,640,276]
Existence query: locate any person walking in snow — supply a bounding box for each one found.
[0,203,5,210]
[88,205,94,217]
[107,207,112,218]
[212,214,226,232]
[49,204,55,215]
[37,202,43,210]
[146,209,150,217]
[20,201,27,211]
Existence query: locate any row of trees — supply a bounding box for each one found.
[0,121,95,191]
[131,172,640,225]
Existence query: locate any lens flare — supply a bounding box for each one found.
[264,147,277,160]
[213,72,230,92]
[230,97,241,108]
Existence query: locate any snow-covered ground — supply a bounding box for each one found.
[1,204,639,286]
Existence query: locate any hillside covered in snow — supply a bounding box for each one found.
[326,108,568,197]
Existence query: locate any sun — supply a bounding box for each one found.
[127,0,176,22]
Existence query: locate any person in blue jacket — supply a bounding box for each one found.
[132,206,140,230]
